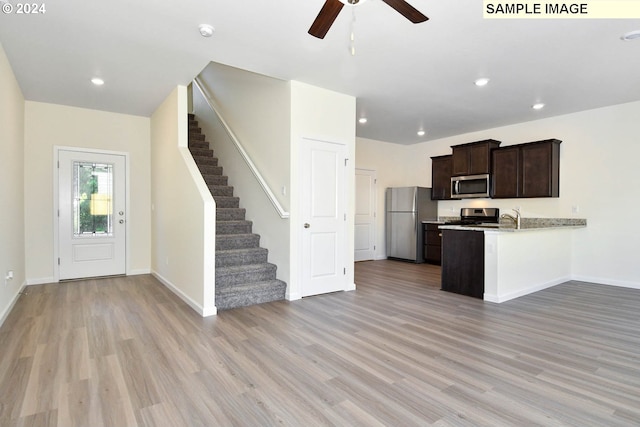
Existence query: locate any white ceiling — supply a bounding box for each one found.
[1,0,639,144]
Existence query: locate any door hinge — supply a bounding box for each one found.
[57,161,59,169]
[344,158,349,166]
[344,213,346,221]
[58,258,60,265]
[343,267,346,275]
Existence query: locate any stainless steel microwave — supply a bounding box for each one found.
[451,174,491,199]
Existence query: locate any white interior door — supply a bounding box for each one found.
[58,149,126,280]
[354,169,376,261]
[300,138,347,297]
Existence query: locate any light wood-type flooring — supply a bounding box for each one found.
[1,260,639,426]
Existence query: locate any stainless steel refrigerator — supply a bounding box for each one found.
[386,187,438,263]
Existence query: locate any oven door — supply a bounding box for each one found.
[451,174,490,199]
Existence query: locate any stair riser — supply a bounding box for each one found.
[189,141,209,150]
[197,161,220,171]
[216,234,259,250]
[208,186,234,197]
[216,208,246,221]
[190,148,214,157]
[216,266,278,287]
[200,166,224,176]
[215,197,240,209]
[194,157,219,167]
[215,249,268,267]
[216,281,287,310]
[216,221,252,234]
[204,176,228,187]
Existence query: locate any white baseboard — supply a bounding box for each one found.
[0,281,27,328]
[484,276,570,303]
[151,270,217,317]
[128,268,151,276]
[26,276,56,285]
[570,275,640,290]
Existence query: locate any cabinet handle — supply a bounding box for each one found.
[438,233,442,237]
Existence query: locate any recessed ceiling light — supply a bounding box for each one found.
[621,30,640,41]
[474,78,490,87]
[532,103,545,110]
[91,77,104,86]
[417,130,426,136]
[358,117,367,124]
[199,24,215,37]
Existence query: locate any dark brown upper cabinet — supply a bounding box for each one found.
[451,139,501,176]
[430,155,452,200]
[491,139,561,198]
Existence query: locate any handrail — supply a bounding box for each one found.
[192,77,290,219]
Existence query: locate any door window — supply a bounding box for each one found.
[73,162,114,237]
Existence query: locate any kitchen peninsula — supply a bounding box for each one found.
[440,219,586,303]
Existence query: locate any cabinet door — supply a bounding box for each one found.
[469,144,491,175]
[451,147,469,176]
[431,155,452,200]
[491,146,520,198]
[441,230,484,298]
[521,142,560,197]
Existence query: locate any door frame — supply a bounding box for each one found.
[53,146,131,282]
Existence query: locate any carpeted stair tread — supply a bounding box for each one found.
[216,233,260,250]
[190,148,214,157]
[216,208,246,221]
[193,156,219,166]
[215,280,287,310]
[197,161,221,171]
[216,263,277,287]
[199,166,224,177]
[207,185,234,197]
[214,196,240,208]
[216,219,253,234]
[189,140,209,149]
[215,247,268,267]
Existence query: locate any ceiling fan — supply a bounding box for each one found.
[308,0,428,39]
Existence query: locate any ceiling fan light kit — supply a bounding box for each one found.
[308,0,428,39]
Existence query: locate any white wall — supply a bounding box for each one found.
[23,102,151,284]
[196,62,291,210]
[0,42,26,325]
[150,86,216,316]
[289,81,357,299]
[194,64,291,288]
[356,101,640,289]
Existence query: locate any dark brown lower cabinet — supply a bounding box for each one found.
[423,223,442,265]
[441,229,484,298]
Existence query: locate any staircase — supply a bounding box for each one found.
[188,114,287,310]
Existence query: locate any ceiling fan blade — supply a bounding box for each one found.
[308,0,345,39]
[381,0,428,23]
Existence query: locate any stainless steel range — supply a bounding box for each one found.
[445,208,500,226]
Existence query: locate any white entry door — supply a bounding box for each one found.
[354,169,376,261]
[58,149,127,280]
[300,138,347,297]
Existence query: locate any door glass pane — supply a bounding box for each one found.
[73,162,113,237]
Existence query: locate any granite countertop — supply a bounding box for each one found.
[437,217,587,232]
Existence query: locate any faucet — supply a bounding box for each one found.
[500,208,521,229]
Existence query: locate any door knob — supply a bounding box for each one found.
[304,223,310,228]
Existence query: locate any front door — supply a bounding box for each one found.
[58,149,127,280]
[300,138,347,297]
